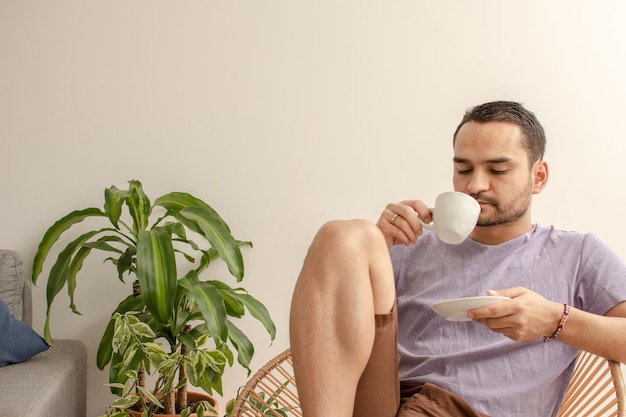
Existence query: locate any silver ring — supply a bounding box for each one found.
[390,214,399,225]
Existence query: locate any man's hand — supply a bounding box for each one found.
[467,288,564,342]
[375,200,432,248]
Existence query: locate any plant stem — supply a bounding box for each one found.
[163,390,176,415]
[176,342,188,412]
[135,362,145,412]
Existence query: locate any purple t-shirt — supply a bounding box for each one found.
[390,224,626,417]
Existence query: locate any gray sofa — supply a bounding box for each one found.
[0,249,87,417]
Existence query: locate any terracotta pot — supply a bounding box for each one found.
[129,391,219,417]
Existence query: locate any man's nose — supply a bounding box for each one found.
[466,171,490,194]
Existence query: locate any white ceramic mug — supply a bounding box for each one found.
[421,191,480,244]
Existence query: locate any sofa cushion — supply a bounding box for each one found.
[0,339,87,417]
[0,250,25,321]
[0,299,49,367]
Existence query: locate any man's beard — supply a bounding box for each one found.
[472,183,533,227]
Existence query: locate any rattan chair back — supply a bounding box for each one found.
[557,350,625,417]
[230,349,300,417]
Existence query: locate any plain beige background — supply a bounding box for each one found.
[2,1,626,416]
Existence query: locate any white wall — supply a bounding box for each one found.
[2,1,626,416]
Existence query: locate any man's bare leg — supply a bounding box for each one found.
[289,219,396,417]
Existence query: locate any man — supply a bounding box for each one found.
[289,101,626,417]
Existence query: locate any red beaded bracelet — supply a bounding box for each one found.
[543,303,570,343]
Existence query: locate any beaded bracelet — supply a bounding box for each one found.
[543,303,570,343]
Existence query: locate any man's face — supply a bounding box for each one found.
[453,121,541,228]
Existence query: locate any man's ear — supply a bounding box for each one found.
[532,160,549,194]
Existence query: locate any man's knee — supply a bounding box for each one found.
[310,219,385,255]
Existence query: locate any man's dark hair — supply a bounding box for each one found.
[453,101,546,165]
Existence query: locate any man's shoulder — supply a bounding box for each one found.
[535,223,609,239]
[533,224,614,255]
[532,224,588,243]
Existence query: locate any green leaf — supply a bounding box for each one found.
[225,398,235,416]
[155,194,249,280]
[237,293,277,341]
[97,295,145,370]
[218,339,234,367]
[227,320,254,371]
[81,240,124,254]
[177,332,196,351]
[178,207,245,281]
[162,221,187,241]
[42,229,104,343]
[137,386,163,408]
[154,191,231,230]
[117,246,137,281]
[184,282,228,345]
[111,319,131,353]
[104,185,130,228]
[130,321,156,339]
[127,180,151,232]
[187,325,210,347]
[179,269,200,287]
[109,395,141,409]
[207,280,245,318]
[66,246,92,314]
[119,346,139,371]
[184,351,225,396]
[32,207,105,284]
[108,348,145,394]
[144,342,170,368]
[121,375,135,397]
[136,228,177,324]
[174,378,187,391]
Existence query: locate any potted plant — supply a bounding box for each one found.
[32,180,276,417]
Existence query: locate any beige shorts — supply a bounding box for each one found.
[353,305,489,417]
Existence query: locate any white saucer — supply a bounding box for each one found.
[430,296,511,321]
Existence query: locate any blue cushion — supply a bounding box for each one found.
[0,299,49,367]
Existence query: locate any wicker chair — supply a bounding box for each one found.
[557,350,625,417]
[231,349,300,417]
[230,348,625,417]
